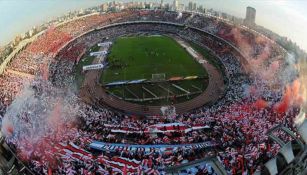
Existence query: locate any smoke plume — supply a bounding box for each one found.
[1,78,80,163]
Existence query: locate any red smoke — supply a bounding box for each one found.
[13,99,77,167]
[253,99,269,109]
[260,60,280,81]
[48,100,63,127]
[274,80,302,113]
[16,134,67,169]
[230,27,253,56]
[4,123,14,137]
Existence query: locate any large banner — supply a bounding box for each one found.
[89,141,217,153]
[98,42,112,47]
[90,51,108,56]
[82,64,104,71]
[103,123,210,134]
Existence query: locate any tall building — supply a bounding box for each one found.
[178,3,185,11]
[100,3,109,12]
[188,1,193,11]
[173,0,179,11]
[164,3,170,11]
[192,2,197,11]
[197,5,204,13]
[244,6,256,27]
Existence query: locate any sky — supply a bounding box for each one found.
[0,0,307,51]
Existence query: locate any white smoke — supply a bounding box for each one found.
[176,12,183,19]
[298,57,307,109]
[294,109,305,127]
[278,53,298,86]
[292,56,307,126]
[1,77,81,160]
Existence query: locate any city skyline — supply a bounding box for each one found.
[0,0,307,52]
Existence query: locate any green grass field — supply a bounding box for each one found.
[99,35,212,105]
[101,36,207,84]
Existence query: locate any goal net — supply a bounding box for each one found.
[161,106,176,116]
[152,73,166,82]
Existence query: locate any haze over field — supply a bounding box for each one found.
[0,0,307,51]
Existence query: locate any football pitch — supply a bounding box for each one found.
[101,35,207,83]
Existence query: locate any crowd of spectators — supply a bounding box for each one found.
[0,9,301,175]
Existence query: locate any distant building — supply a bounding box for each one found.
[101,3,109,12]
[145,3,151,9]
[192,2,197,11]
[232,16,244,25]
[173,0,179,11]
[214,11,220,17]
[188,1,193,11]
[178,3,185,11]
[197,5,204,13]
[164,3,170,11]
[13,35,22,46]
[244,6,256,27]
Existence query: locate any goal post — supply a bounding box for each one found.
[160,106,176,116]
[152,73,166,82]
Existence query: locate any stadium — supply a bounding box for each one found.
[0,5,306,175]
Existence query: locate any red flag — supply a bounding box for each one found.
[48,167,52,175]
[123,164,128,175]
